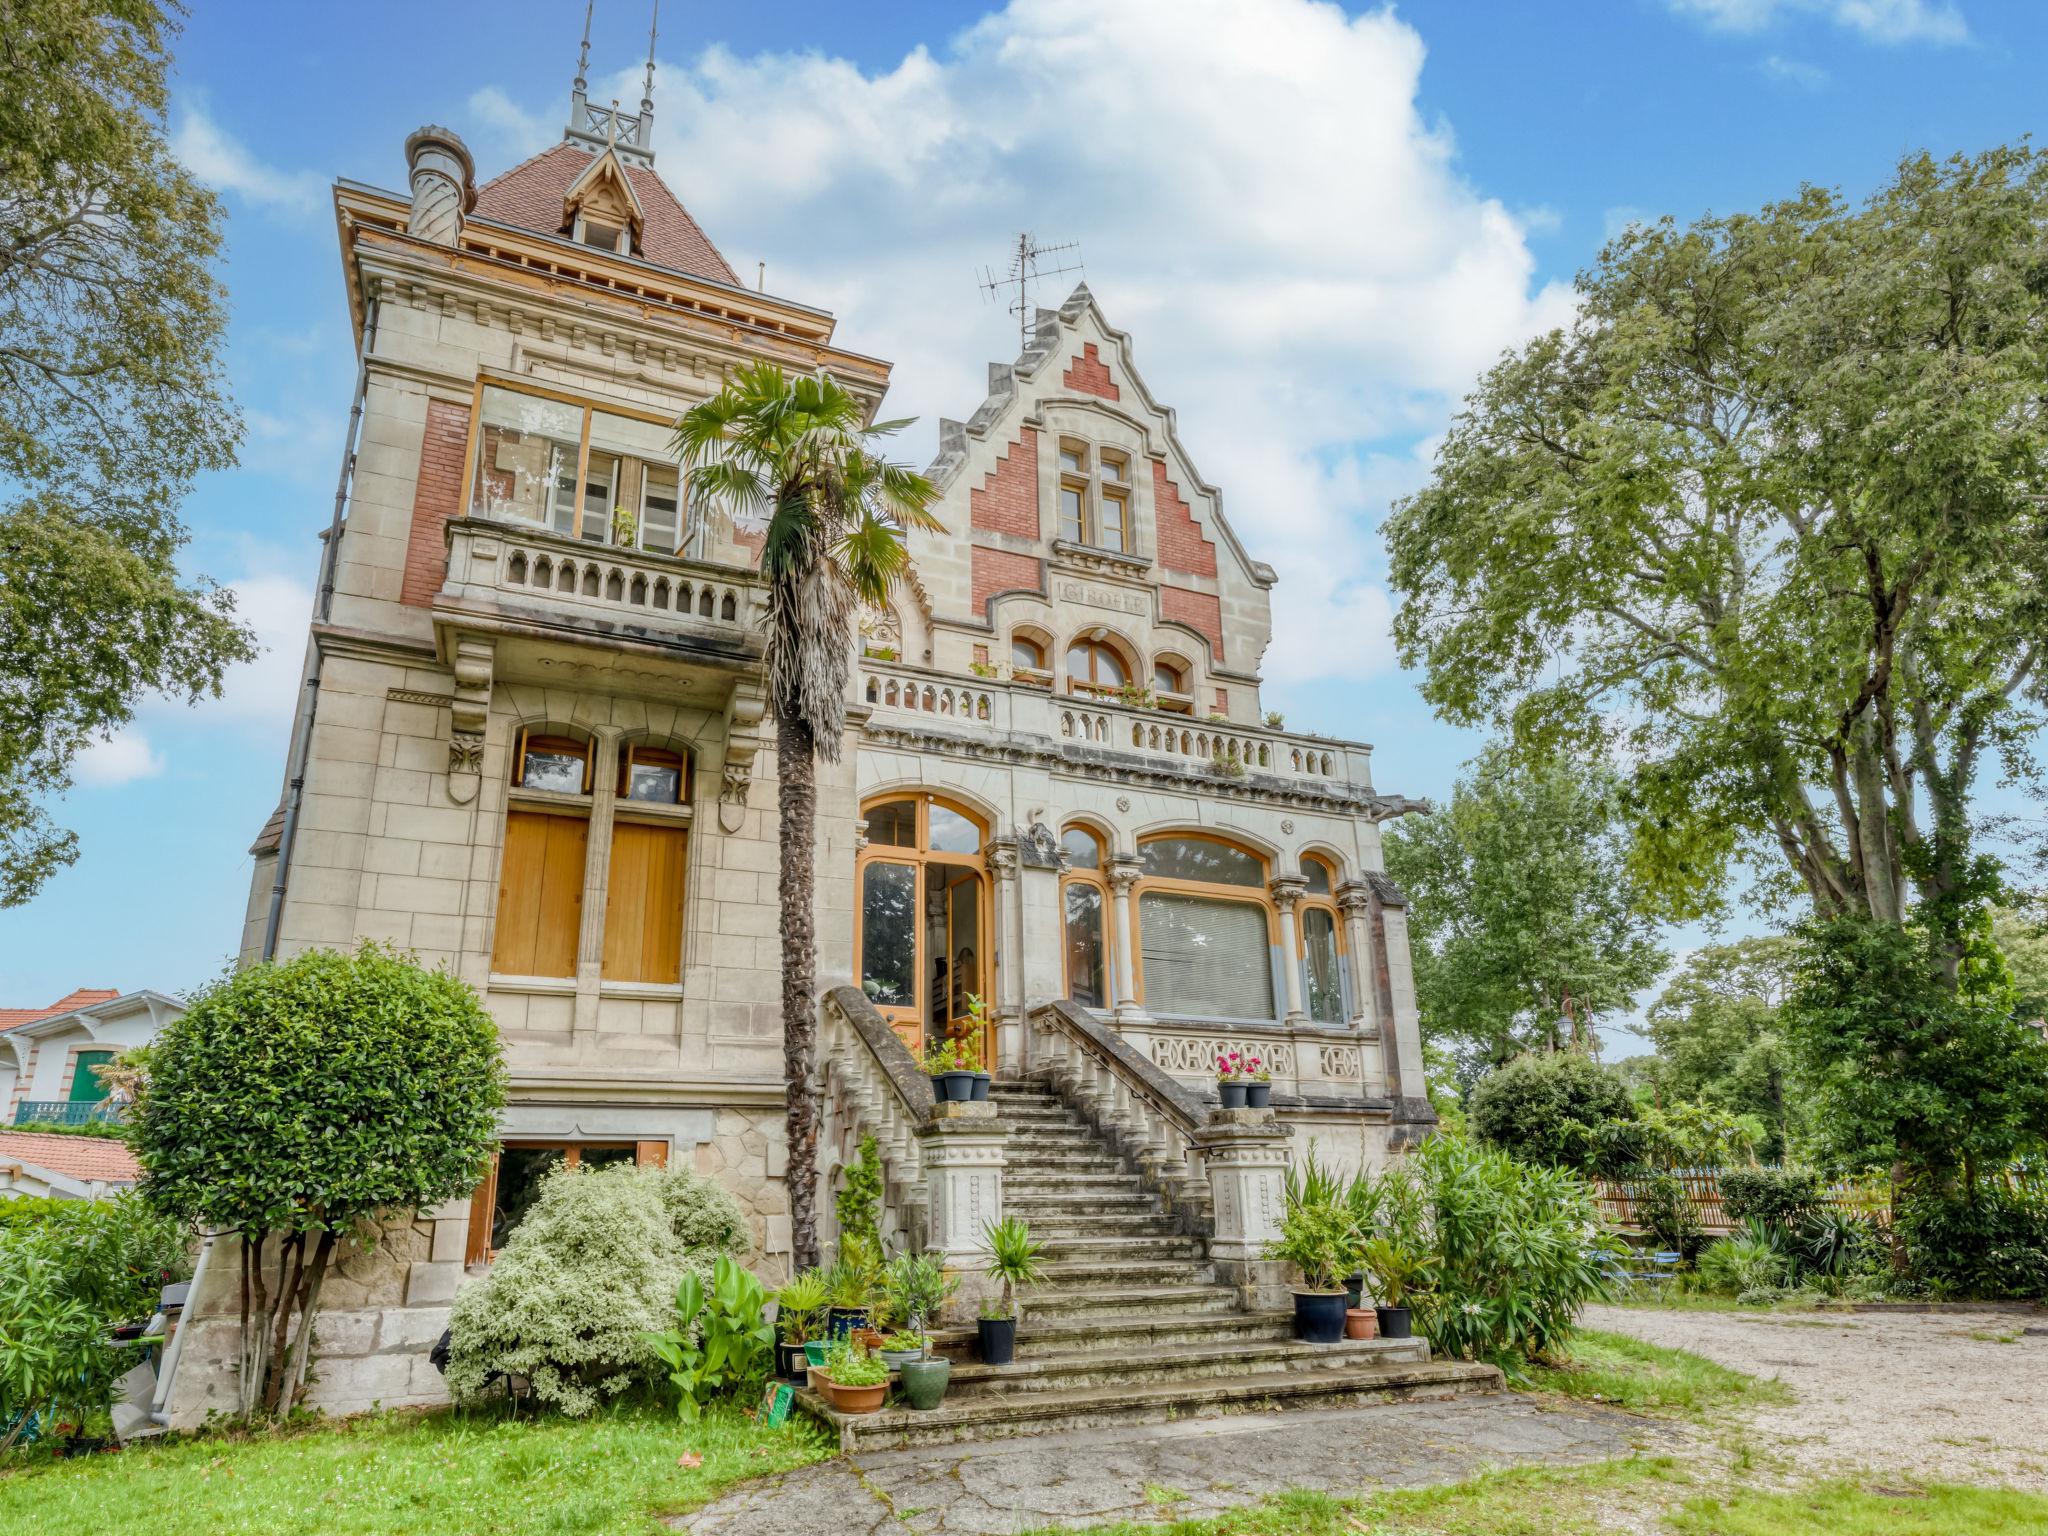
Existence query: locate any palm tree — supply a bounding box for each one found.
[675,364,941,1270]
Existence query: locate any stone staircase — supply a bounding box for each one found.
[799,1077,1499,1451]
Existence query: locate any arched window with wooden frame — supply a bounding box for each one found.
[1133,833,1277,1021]
[1060,825,1113,1009]
[1066,634,1130,698]
[856,793,992,1062]
[1298,854,1347,1025]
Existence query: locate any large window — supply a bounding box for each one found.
[1299,856,1346,1025]
[1061,826,1111,1009]
[1056,438,1131,553]
[1067,637,1128,695]
[1135,834,1276,1021]
[466,1139,665,1264]
[468,381,691,556]
[856,794,990,1060]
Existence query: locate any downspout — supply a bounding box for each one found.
[260,294,380,960]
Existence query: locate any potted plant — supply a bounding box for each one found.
[1359,1234,1424,1340]
[774,1269,828,1381]
[1245,1057,1272,1110]
[1263,1190,1359,1344]
[959,1006,992,1101]
[815,1338,889,1415]
[924,1037,977,1103]
[878,1329,926,1371]
[882,1250,959,1410]
[826,1233,880,1338]
[1215,1049,1249,1109]
[976,1217,1044,1366]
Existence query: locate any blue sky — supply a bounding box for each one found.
[4,0,2042,1046]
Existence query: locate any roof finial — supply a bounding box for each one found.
[642,0,659,113]
[574,0,593,94]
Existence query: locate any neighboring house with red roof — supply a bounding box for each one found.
[0,1128,142,1200]
[0,988,184,1141]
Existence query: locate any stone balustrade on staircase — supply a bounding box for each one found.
[817,986,937,1258]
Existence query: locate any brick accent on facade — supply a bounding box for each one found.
[1153,461,1217,578]
[1062,342,1120,401]
[400,400,473,608]
[969,426,1040,538]
[972,546,1045,615]
[1162,584,1225,663]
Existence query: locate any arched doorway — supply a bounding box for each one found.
[855,793,993,1064]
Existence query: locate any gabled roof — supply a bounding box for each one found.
[0,989,120,1032]
[473,141,738,286]
[0,1130,141,1186]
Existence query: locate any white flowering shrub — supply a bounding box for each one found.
[445,1161,747,1415]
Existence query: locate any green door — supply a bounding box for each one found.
[69,1050,115,1103]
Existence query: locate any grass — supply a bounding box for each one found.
[0,1402,830,1536]
[1525,1328,1794,1420]
[1669,1481,2048,1534]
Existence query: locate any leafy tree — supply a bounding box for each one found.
[1386,145,2048,993]
[675,365,940,1271]
[1466,1050,1638,1175]
[0,0,254,904]
[1634,937,1802,1159]
[130,944,505,1419]
[1384,744,1667,1060]
[1990,903,2048,1021]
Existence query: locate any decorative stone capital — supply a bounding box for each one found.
[1269,875,1309,913]
[1335,880,1374,919]
[986,840,1019,881]
[1109,857,1144,897]
[719,681,768,832]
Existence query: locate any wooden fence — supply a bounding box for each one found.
[1594,1168,1895,1237]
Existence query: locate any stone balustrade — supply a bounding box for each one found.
[818,986,936,1256]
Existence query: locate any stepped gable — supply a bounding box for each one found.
[472,141,740,287]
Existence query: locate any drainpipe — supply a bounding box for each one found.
[261,294,380,960]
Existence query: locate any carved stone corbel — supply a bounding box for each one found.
[446,636,494,805]
[719,680,768,832]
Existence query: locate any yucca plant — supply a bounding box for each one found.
[979,1217,1045,1323]
[773,1268,828,1345]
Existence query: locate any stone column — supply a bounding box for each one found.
[1270,876,1309,1025]
[1336,882,1381,1038]
[403,125,474,246]
[1191,1113,1294,1310]
[573,728,622,1033]
[1378,900,1437,1140]
[987,841,1022,1074]
[915,1103,1008,1324]
[1109,856,1145,1020]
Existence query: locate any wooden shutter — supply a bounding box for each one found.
[635,1140,669,1168]
[493,810,589,977]
[464,1150,500,1266]
[602,822,687,983]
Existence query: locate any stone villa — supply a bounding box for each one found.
[166,36,1455,1428]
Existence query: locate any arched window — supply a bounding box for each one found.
[1299,856,1346,1025]
[1012,634,1047,671]
[1154,658,1186,695]
[1067,637,1128,694]
[856,794,991,1061]
[1134,834,1276,1021]
[1061,826,1112,1009]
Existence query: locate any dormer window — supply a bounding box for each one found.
[1056,438,1131,554]
[578,217,627,253]
[562,147,644,258]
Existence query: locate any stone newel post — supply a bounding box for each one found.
[914,1101,1008,1323]
[1191,1111,1294,1310]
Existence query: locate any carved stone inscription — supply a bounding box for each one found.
[1056,577,1148,616]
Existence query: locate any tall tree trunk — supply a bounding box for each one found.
[777,707,821,1272]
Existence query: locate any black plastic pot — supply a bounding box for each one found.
[1375,1305,1412,1340]
[977,1315,1018,1365]
[970,1072,992,1102]
[1293,1289,1348,1344]
[1245,1082,1272,1109]
[774,1339,809,1381]
[933,1070,976,1103]
[1343,1272,1365,1310]
[1218,1081,1249,1110]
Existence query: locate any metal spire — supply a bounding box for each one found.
[574,0,593,93]
[642,1,659,113]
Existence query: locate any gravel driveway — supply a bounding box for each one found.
[1587,1303,2048,1491]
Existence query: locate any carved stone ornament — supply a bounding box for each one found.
[1019,820,1061,869]
[1280,818,1295,835]
[719,681,768,833]
[447,731,485,804]
[1115,795,1132,813]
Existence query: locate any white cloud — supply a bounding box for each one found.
[72,732,166,788]
[532,0,1575,687]
[1668,0,1968,44]
[172,99,324,216]
[1760,53,1831,87]
[467,86,555,162]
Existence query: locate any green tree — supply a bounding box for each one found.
[0,0,255,904]
[130,945,505,1419]
[1384,744,1667,1061]
[1466,1050,1639,1175]
[1990,903,2048,1021]
[1386,145,2048,992]
[675,365,939,1271]
[1635,937,1802,1160]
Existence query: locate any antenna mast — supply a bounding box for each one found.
[979,233,1084,350]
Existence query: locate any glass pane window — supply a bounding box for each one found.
[866,799,916,848]
[473,386,582,526]
[1139,892,1275,1019]
[1065,882,1108,1008]
[491,1146,565,1249]
[928,864,982,1033]
[1303,859,1333,896]
[1061,827,1102,869]
[1101,453,1126,483]
[1068,641,1126,688]
[1012,637,1046,670]
[1059,486,1085,542]
[640,466,682,555]
[578,451,618,542]
[928,803,981,855]
[1101,491,1128,552]
[1155,662,1184,694]
[519,735,590,795]
[622,748,686,804]
[1059,446,1085,474]
[860,862,917,1009]
[1303,907,1344,1023]
[1140,836,1265,887]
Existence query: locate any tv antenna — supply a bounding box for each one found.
[979,233,1084,350]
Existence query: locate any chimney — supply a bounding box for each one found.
[403,126,476,246]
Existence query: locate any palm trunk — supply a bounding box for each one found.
[778,706,821,1272]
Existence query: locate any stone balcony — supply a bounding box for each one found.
[857,658,1382,801]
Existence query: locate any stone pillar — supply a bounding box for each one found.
[1378,900,1436,1138]
[574,728,622,1032]
[402,125,475,246]
[987,840,1023,1074]
[915,1103,1008,1324]
[1109,856,1144,1020]
[1336,882,1381,1038]
[1191,1113,1294,1310]
[1270,875,1308,1025]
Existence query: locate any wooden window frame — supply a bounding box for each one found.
[512,727,595,796]
[1066,637,1130,696]
[1130,833,1277,1018]
[465,1138,667,1266]
[853,793,992,1060]
[1059,826,1114,1008]
[1297,858,1346,1026]
[618,743,691,806]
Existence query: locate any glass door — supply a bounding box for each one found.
[859,857,921,1050]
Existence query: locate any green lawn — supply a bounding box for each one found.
[0,1403,830,1536]
[1526,1327,1795,1419]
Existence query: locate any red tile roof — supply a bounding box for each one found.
[0,1130,141,1185]
[472,142,739,286]
[0,988,120,1032]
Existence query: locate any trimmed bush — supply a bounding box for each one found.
[445,1161,748,1416]
[1720,1168,1823,1227]
[1896,1182,2048,1300]
[1467,1052,1637,1175]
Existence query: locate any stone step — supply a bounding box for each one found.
[1032,1258,1217,1288]
[1004,1152,1131,1172]
[1024,1283,1241,1320]
[928,1309,1304,1357]
[798,1357,1504,1452]
[1006,1213,1189,1239]
[938,1334,1432,1397]
[1004,1172,1150,1195]
[1034,1231,1204,1256]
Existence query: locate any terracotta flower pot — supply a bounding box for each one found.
[1344,1306,1377,1340]
[817,1375,888,1415]
[852,1327,885,1353]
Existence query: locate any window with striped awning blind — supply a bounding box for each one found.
[1138,891,1275,1021]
